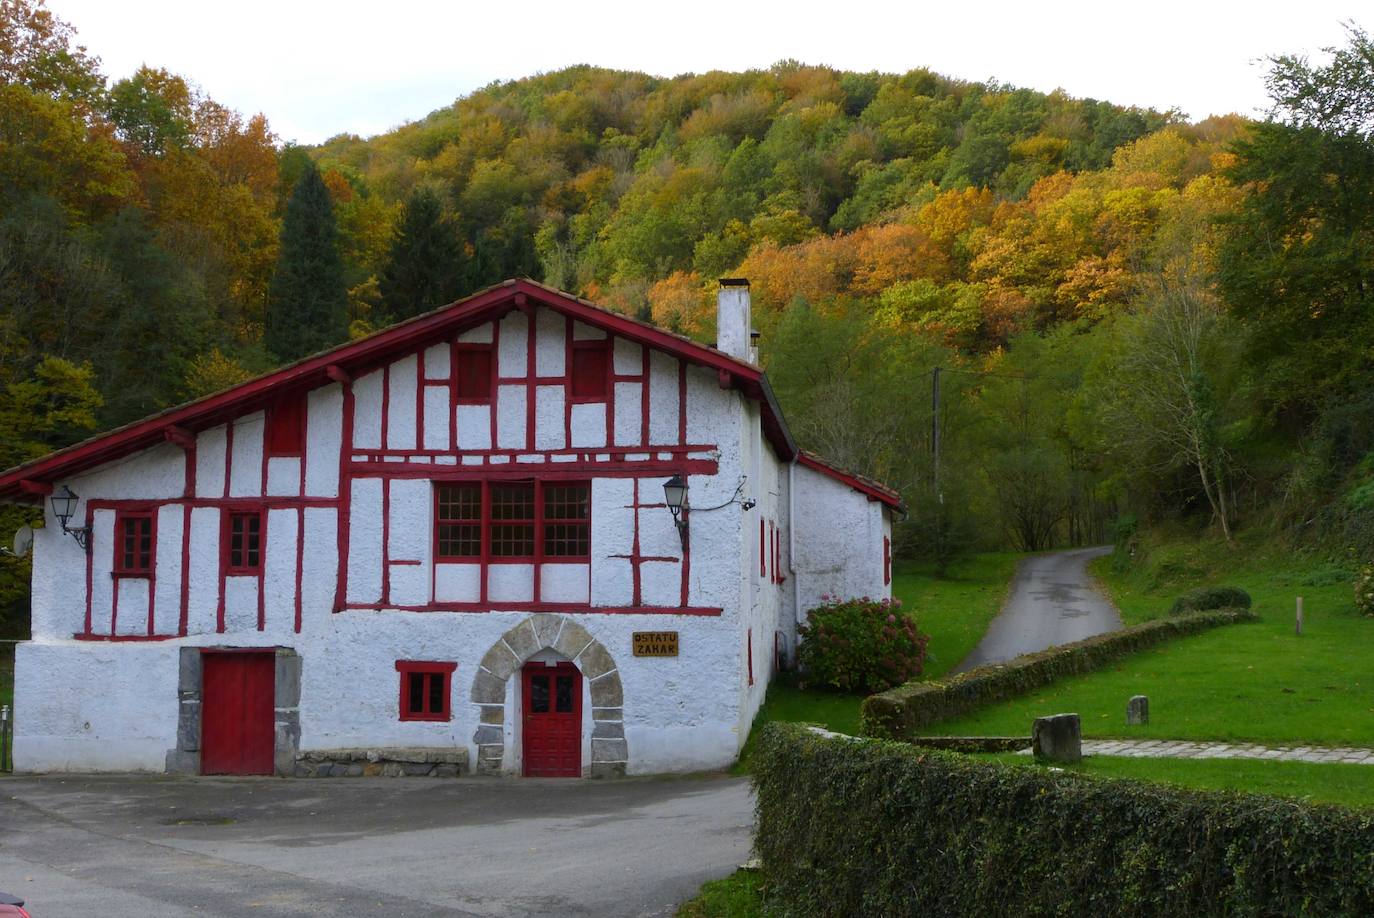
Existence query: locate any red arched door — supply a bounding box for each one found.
[522,661,582,777]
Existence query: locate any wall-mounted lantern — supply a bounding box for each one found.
[50,485,91,552]
[662,475,756,550]
[663,474,690,547]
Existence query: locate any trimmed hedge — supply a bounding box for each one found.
[754,722,1374,916]
[861,608,1256,738]
[1171,586,1253,614]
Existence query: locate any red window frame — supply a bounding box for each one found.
[395,660,457,722]
[747,628,754,686]
[759,518,766,578]
[455,344,494,403]
[883,536,892,586]
[434,480,592,563]
[224,510,265,575]
[266,392,305,457]
[569,340,610,402]
[773,523,783,584]
[113,510,155,577]
[436,482,482,558]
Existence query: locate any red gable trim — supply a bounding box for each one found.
[0,279,798,502]
[797,452,904,512]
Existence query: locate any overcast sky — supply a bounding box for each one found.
[51,0,1361,145]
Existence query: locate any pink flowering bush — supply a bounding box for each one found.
[796,595,929,693]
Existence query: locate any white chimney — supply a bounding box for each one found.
[717,278,754,363]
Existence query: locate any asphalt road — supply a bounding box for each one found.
[953,546,1121,673]
[0,772,753,918]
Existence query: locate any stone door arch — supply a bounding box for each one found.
[470,614,627,777]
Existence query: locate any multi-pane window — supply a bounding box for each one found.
[490,483,535,557]
[395,661,457,722]
[226,512,263,574]
[434,481,591,561]
[114,512,154,575]
[436,483,482,558]
[542,483,590,557]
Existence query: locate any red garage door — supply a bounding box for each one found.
[201,652,276,775]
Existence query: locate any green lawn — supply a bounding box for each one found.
[922,535,1372,747]
[979,753,1374,809]
[735,552,1021,770]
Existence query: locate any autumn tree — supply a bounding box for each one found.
[266,163,348,361]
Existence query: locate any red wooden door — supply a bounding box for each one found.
[522,662,582,777]
[201,652,276,775]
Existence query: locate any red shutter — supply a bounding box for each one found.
[570,341,609,400]
[883,536,892,585]
[266,393,305,456]
[456,346,494,402]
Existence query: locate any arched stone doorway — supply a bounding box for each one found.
[470,614,627,777]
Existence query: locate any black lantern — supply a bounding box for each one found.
[663,474,689,546]
[50,485,91,552]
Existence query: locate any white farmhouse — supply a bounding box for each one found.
[0,279,901,777]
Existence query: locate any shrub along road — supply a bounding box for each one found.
[953,546,1119,672]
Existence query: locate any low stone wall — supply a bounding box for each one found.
[294,747,469,778]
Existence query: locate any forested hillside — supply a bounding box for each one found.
[2,0,1373,632]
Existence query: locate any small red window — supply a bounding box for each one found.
[266,393,305,456]
[883,536,892,586]
[747,628,754,686]
[456,346,493,402]
[226,511,263,574]
[570,341,609,401]
[760,518,766,578]
[114,512,154,576]
[395,660,457,722]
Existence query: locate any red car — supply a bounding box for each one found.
[0,892,28,918]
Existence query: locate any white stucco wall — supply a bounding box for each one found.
[14,299,899,777]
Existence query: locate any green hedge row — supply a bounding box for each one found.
[860,608,1256,738]
[754,722,1374,917]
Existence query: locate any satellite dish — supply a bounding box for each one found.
[12,526,33,559]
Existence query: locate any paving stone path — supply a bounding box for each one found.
[1019,739,1374,764]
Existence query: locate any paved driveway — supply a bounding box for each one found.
[954,546,1121,673]
[0,773,753,917]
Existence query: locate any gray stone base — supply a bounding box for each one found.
[293,747,469,778]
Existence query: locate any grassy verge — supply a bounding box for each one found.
[979,752,1374,809]
[675,870,762,917]
[892,552,1021,680]
[921,533,1371,746]
[735,552,1020,772]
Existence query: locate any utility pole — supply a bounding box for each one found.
[931,366,942,502]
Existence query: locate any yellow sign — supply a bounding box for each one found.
[632,631,679,657]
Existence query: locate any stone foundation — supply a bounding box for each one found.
[293,747,469,778]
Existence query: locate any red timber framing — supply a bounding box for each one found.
[0,279,902,630]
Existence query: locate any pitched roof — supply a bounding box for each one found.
[797,451,905,511]
[0,279,896,512]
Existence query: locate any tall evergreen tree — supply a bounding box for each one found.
[265,163,348,361]
[379,185,467,320]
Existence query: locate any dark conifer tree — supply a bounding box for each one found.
[379,185,467,320]
[265,163,348,362]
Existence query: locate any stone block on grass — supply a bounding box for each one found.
[1127,695,1149,725]
[1032,713,1082,764]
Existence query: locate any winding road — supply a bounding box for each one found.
[953,546,1121,673]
